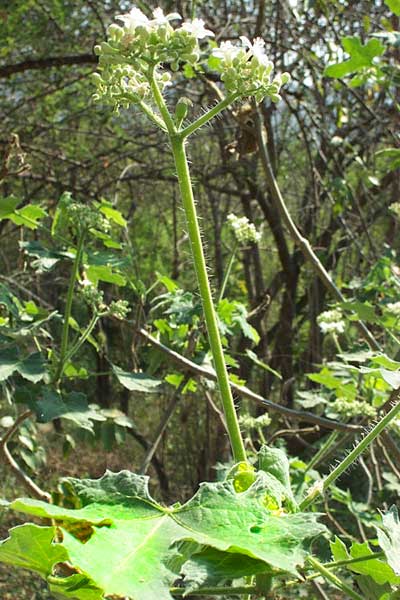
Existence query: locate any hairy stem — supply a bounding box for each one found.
[180,93,239,139]
[170,137,247,462]
[300,389,400,510]
[148,73,246,462]
[170,585,257,596]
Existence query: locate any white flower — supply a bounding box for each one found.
[240,36,272,67]
[116,7,149,32]
[387,301,400,315]
[150,7,181,26]
[227,213,261,245]
[212,41,242,63]
[181,18,214,39]
[317,309,346,334]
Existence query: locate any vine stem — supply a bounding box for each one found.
[149,72,246,463]
[54,229,85,384]
[300,390,400,510]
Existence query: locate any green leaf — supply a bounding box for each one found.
[86,264,126,286]
[0,196,21,218]
[0,524,67,576]
[48,574,104,600]
[324,36,385,78]
[341,301,378,323]
[372,355,400,370]
[385,0,400,15]
[245,349,282,380]
[356,575,392,600]
[0,524,103,599]
[98,200,127,227]
[32,390,106,431]
[181,547,271,592]
[377,506,400,576]
[379,368,400,389]
[112,364,162,392]
[10,204,47,229]
[4,471,326,599]
[20,241,74,272]
[330,536,400,585]
[0,348,46,383]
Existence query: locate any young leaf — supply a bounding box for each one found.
[324,36,385,78]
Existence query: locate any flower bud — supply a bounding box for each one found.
[108,23,124,42]
[175,97,193,127]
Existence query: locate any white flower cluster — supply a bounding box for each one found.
[93,7,214,109]
[390,202,400,218]
[317,309,346,335]
[211,36,290,102]
[227,213,261,245]
[239,412,271,432]
[330,398,376,419]
[92,7,290,111]
[386,301,400,315]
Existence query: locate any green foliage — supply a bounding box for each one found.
[0,1,399,598]
[324,36,385,79]
[1,469,325,599]
[377,507,400,576]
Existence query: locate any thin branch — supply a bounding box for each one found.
[138,327,362,433]
[253,105,381,352]
[139,389,181,475]
[0,411,50,502]
[0,54,97,78]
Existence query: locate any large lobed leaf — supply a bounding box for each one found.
[1,470,326,599]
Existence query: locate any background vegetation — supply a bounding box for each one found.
[0,0,399,598]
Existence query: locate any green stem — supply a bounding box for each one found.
[295,430,339,499]
[139,100,167,131]
[170,585,257,596]
[305,430,339,474]
[54,230,85,383]
[180,94,239,139]
[149,70,176,135]
[300,390,400,510]
[62,311,102,368]
[325,551,385,570]
[307,556,363,600]
[148,73,246,462]
[217,242,237,303]
[170,137,246,463]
